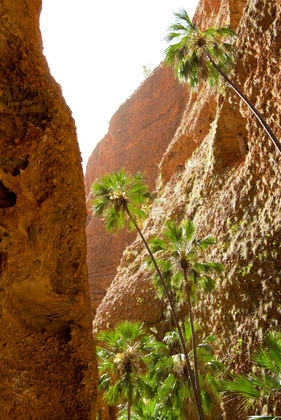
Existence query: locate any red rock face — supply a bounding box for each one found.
[92,0,281,417]
[85,65,189,315]
[0,1,97,418]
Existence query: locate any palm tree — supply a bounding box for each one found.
[149,219,224,417]
[164,9,281,155]
[91,169,205,419]
[221,331,281,419]
[148,317,224,419]
[96,321,152,420]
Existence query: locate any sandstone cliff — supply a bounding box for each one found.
[92,0,281,417]
[0,1,97,418]
[85,65,189,315]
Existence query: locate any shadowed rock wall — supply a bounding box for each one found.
[0,1,97,418]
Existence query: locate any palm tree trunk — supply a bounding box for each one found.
[206,51,281,155]
[128,399,131,420]
[124,204,205,420]
[184,277,201,408]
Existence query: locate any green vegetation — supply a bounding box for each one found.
[91,168,281,418]
[148,318,224,418]
[96,319,224,419]
[164,9,281,154]
[90,168,152,234]
[96,321,152,420]
[149,219,223,418]
[91,169,206,419]
[221,331,281,418]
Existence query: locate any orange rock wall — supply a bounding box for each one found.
[93,0,281,418]
[0,1,97,418]
[85,65,189,315]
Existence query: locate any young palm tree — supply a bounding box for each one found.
[221,331,281,419]
[96,321,152,420]
[149,219,224,417]
[148,317,224,419]
[91,169,205,419]
[164,9,281,155]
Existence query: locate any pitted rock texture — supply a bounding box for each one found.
[85,65,189,315]
[0,1,97,418]
[93,0,281,418]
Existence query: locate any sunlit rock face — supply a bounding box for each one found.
[85,65,189,315]
[91,0,281,418]
[0,1,97,418]
[84,0,251,319]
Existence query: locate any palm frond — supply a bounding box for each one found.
[163,220,183,243]
[149,237,166,253]
[98,373,111,390]
[182,219,195,241]
[164,9,236,90]
[215,27,236,38]
[221,375,261,411]
[174,9,194,28]
[201,389,213,414]
[198,235,216,249]
[179,51,201,88]
[248,417,277,420]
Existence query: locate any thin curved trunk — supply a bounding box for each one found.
[206,52,281,155]
[124,204,205,420]
[184,275,201,407]
[128,399,131,420]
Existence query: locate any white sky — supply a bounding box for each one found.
[40,1,198,171]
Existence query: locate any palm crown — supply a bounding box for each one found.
[164,9,236,89]
[149,219,223,419]
[149,219,224,301]
[91,168,152,234]
[164,9,281,154]
[96,321,152,418]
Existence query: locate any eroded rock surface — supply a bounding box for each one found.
[93,0,281,417]
[85,65,188,315]
[0,1,97,418]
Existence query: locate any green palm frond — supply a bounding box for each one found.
[222,376,261,411]
[207,59,220,87]
[149,237,166,253]
[253,331,281,374]
[248,417,278,419]
[201,389,213,414]
[98,373,111,390]
[149,258,173,299]
[182,219,195,241]
[174,9,194,27]
[91,169,152,234]
[164,8,236,89]
[163,220,183,243]
[221,331,281,416]
[198,235,216,249]
[198,274,219,294]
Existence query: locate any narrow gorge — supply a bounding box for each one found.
[1,0,281,418]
